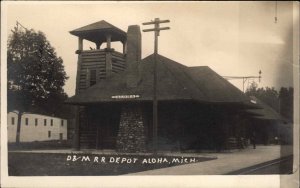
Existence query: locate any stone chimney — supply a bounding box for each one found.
[126,25,141,88]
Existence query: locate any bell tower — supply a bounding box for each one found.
[70,20,127,94]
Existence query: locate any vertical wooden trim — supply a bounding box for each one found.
[122,41,127,54]
[105,52,112,78]
[16,112,23,144]
[73,106,80,150]
[96,126,99,149]
[73,37,84,150]
[86,68,90,88]
[75,39,83,94]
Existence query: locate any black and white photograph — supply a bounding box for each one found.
[1,1,299,188]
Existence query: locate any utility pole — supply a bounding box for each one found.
[16,21,28,31]
[223,70,262,93]
[142,18,170,153]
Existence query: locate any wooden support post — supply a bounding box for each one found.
[122,41,127,54]
[106,34,111,49]
[96,42,102,50]
[73,107,80,151]
[153,23,158,153]
[78,37,83,50]
[73,37,84,151]
[16,111,23,144]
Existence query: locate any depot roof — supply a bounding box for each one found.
[66,54,255,106]
[247,96,284,120]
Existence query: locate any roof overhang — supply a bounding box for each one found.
[70,29,127,43]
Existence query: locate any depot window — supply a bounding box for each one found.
[90,69,97,86]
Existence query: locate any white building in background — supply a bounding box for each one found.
[7,112,68,143]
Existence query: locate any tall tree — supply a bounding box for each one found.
[246,82,279,112]
[279,87,293,121]
[246,82,293,122]
[7,24,68,143]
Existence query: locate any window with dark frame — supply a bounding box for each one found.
[11,117,15,125]
[48,131,51,138]
[25,118,29,126]
[35,118,38,126]
[44,119,47,126]
[89,69,97,86]
[61,120,64,126]
[51,119,53,126]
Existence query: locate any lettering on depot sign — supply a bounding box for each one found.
[111,95,140,99]
[66,155,198,164]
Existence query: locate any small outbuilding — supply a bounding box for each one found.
[7,112,68,143]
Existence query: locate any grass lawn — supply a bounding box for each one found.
[8,152,216,176]
[8,140,72,150]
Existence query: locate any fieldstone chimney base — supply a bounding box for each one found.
[116,104,146,153]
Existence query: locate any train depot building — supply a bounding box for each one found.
[66,20,278,153]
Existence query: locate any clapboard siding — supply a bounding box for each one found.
[81,64,106,69]
[112,56,126,62]
[111,51,126,74]
[79,50,126,91]
[81,50,106,55]
[112,51,125,58]
[82,53,106,57]
[81,58,106,63]
[112,65,125,72]
[112,62,126,69]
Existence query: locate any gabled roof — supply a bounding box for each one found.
[66,54,252,105]
[70,20,126,43]
[186,66,250,102]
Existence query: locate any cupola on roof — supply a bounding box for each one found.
[70,20,127,43]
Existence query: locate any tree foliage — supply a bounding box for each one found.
[246,82,279,112]
[246,82,293,122]
[279,87,293,121]
[7,26,69,117]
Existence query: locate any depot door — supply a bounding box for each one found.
[96,106,121,149]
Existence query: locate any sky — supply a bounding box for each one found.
[4,1,296,97]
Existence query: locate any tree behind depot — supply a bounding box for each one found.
[246,82,293,122]
[7,25,69,143]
